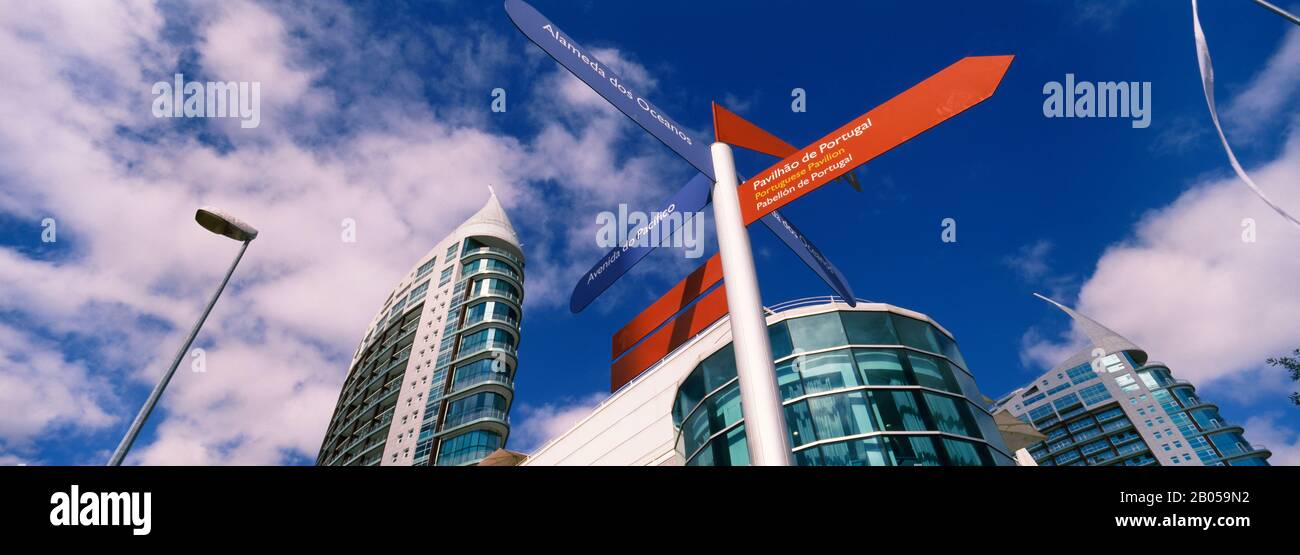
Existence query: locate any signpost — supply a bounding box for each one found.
[737,55,1014,224]
[709,140,792,465]
[505,0,856,314]
[506,0,1013,466]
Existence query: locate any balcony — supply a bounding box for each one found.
[1180,397,1218,412]
[1095,409,1125,423]
[1066,418,1097,433]
[1196,419,1244,436]
[439,407,509,433]
[450,369,513,394]
[1101,419,1132,433]
[455,340,517,362]
[470,287,522,305]
[462,264,521,282]
[1087,451,1117,465]
[1047,438,1074,454]
[462,312,519,331]
[1054,450,1081,465]
[1072,428,1103,442]
[1215,443,1271,463]
[436,444,499,467]
[460,246,524,268]
[1114,441,1148,457]
[1079,441,1111,456]
[1110,432,1142,446]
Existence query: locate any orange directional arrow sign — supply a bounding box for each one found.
[737,55,1013,224]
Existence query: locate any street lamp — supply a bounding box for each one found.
[107,207,258,466]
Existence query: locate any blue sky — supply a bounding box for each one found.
[1,0,1298,465]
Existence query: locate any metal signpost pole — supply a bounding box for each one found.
[709,142,792,466]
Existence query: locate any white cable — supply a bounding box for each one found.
[1191,0,1300,230]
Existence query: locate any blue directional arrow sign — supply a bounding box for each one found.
[571,173,711,313]
[505,0,714,179]
[506,0,856,312]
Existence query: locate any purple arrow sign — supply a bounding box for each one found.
[506,0,856,312]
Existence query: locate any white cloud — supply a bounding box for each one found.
[1018,326,1087,371]
[1242,413,1300,466]
[1022,133,1300,387]
[0,453,32,466]
[0,322,118,448]
[1021,26,1300,396]
[1003,240,1054,281]
[509,392,606,454]
[0,0,697,465]
[1224,26,1300,138]
[1074,0,1133,31]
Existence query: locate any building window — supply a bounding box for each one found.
[854,349,907,386]
[907,352,960,393]
[796,351,859,395]
[1079,383,1112,405]
[922,392,982,438]
[840,311,899,345]
[785,312,848,352]
[416,258,437,279]
[436,430,501,466]
[408,280,430,302]
[674,308,1001,467]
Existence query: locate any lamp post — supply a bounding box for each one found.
[1252,0,1300,26]
[107,207,258,466]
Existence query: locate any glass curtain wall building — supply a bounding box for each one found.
[672,299,1015,466]
[316,191,524,466]
[992,294,1270,467]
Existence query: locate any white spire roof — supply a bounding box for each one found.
[1034,292,1148,367]
[458,188,520,247]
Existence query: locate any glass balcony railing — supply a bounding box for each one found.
[1198,419,1242,435]
[1048,439,1074,453]
[441,407,509,430]
[451,370,512,393]
[462,312,519,329]
[457,340,517,360]
[461,246,524,268]
[1115,441,1147,456]
[1095,409,1125,423]
[1101,419,1132,433]
[1072,428,1103,442]
[1080,441,1110,456]
[436,444,498,466]
[1054,451,1081,464]
[462,264,521,282]
[471,287,521,304]
[1087,451,1117,465]
[1217,443,1269,459]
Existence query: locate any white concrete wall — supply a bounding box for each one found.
[523,320,736,466]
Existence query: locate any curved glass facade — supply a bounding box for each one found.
[412,236,522,466]
[1010,352,1270,467]
[672,308,1010,466]
[1142,365,1269,466]
[318,194,524,467]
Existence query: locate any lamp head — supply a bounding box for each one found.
[195,207,258,242]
